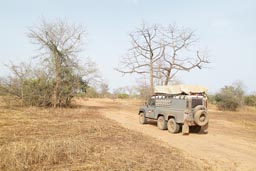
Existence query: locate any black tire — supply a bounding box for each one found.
[157,116,167,130]
[167,118,180,133]
[194,110,208,126]
[139,112,147,124]
[189,125,201,133]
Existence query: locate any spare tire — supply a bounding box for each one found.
[194,105,206,112]
[194,110,208,126]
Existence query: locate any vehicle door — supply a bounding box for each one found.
[145,98,156,118]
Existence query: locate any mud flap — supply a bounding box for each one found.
[200,122,209,134]
[182,121,189,135]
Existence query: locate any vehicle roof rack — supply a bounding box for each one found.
[154,84,208,95]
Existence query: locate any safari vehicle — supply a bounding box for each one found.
[138,85,209,134]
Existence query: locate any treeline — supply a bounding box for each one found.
[83,84,151,100]
[0,19,255,110]
[0,71,149,107]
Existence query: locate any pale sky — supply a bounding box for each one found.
[0,0,255,93]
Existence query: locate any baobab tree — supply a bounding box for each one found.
[160,24,209,85]
[116,23,165,94]
[28,19,85,107]
[116,23,209,94]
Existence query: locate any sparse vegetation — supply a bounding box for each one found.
[0,99,203,171]
[0,2,255,170]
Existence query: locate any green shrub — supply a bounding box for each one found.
[215,85,244,111]
[84,87,99,98]
[207,94,216,104]
[244,95,256,106]
[1,70,88,107]
[22,78,53,106]
[117,93,129,99]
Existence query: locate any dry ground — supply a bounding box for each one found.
[78,98,256,171]
[0,99,206,171]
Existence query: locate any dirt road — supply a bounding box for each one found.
[80,98,256,171]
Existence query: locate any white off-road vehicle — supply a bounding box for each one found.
[138,85,209,134]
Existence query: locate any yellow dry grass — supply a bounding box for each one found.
[0,100,204,171]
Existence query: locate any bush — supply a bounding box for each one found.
[244,95,256,107]
[0,66,89,107]
[215,85,244,111]
[22,78,53,106]
[207,94,216,104]
[117,93,129,99]
[84,87,99,98]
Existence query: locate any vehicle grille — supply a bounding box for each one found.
[192,98,203,108]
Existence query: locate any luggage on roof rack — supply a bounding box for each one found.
[154,84,208,95]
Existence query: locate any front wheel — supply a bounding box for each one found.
[139,112,147,124]
[167,118,180,133]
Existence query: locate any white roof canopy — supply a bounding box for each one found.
[154,85,208,95]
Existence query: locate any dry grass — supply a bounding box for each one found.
[209,105,256,127]
[208,104,256,142]
[0,103,204,171]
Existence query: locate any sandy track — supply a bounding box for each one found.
[80,98,256,171]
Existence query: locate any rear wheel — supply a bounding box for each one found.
[157,116,167,130]
[139,112,147,124]
[167,118,180,133]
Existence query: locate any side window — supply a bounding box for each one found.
[148,98,156,106]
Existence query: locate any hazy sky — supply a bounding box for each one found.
[0,0,255,93]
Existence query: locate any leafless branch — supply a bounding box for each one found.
[116,22,210,91]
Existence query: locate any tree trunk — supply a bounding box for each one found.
[149,54,154,95]
[164,70,171,85]
[52,79,59,108]
[150,66,154,95]
[53,54,60,108]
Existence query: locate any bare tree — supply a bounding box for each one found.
[0,62,54,107]
[116,23,209,94]
[160,25,209,85]
[1,63,32,105]
[115,23,165,94]
[28,19,85,107]
[99,83,109,97]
